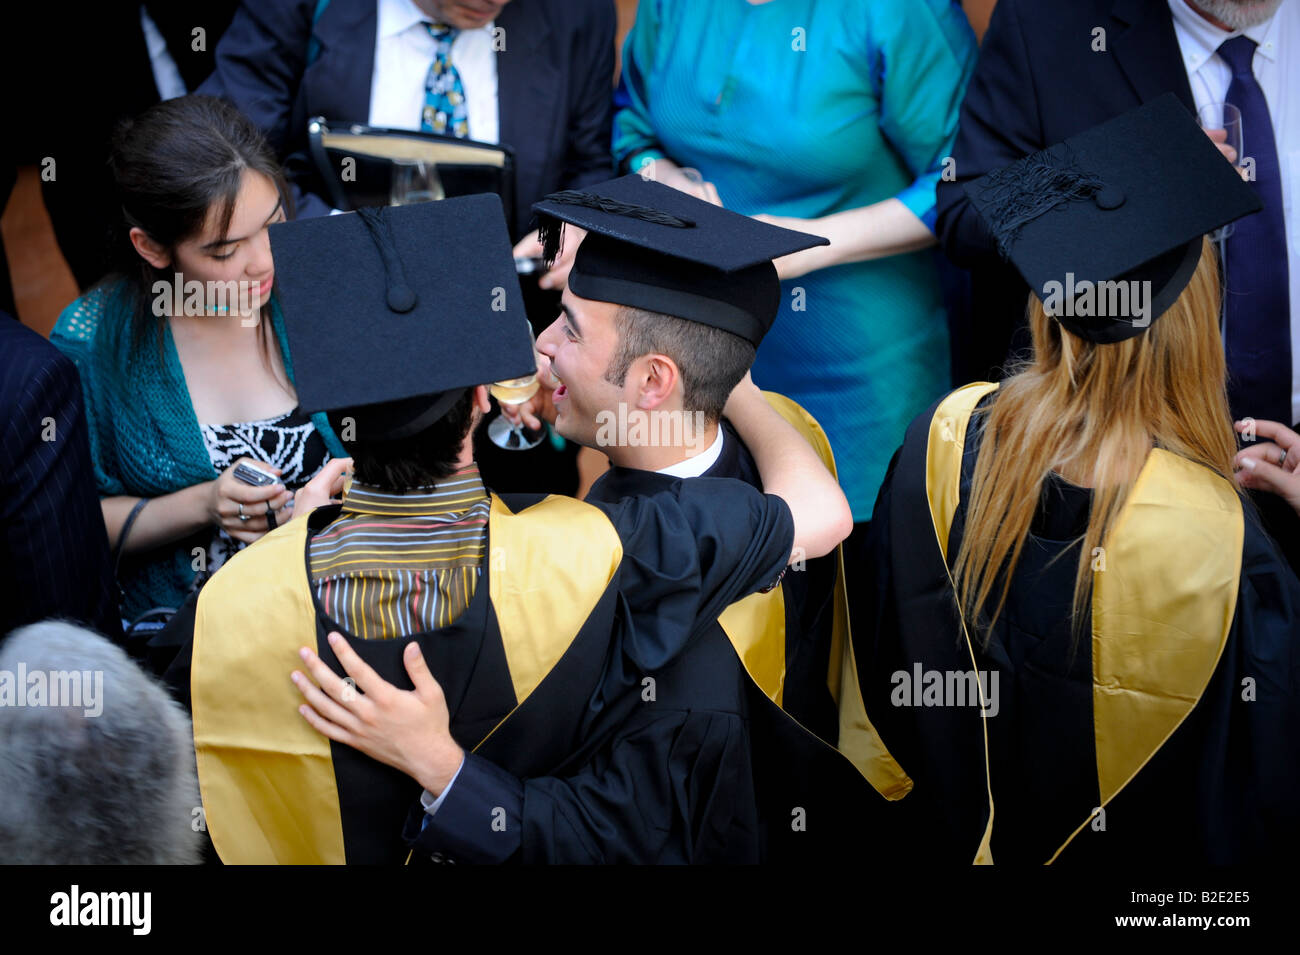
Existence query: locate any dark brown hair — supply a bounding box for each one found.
[329,390,478,490]
[106,94,291,350]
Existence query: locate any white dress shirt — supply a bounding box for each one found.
[369,0,500,143]
[1168,0,1300,423]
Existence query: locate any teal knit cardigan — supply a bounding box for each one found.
[51,281,346,621]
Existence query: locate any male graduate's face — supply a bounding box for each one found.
[413,0,510,30]
[537,287,629,450]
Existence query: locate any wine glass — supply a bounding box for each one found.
[1197,102,1243,241]
[390,159,445,206]
[487,324,547,451]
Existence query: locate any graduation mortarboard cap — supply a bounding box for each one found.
[965,93,1262,343]
[531,174,829,347]
[269,194,535,440]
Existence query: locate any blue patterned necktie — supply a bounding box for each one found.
[1218,35,1292,424]
[421,22,469,138]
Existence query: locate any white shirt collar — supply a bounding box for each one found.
[377,0,428,39]
[1168,0,1280,66]
[377,0,495,40]
[654,424,725,479]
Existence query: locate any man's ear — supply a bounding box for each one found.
[472,384,492,415]
[634,353,680,411]
[128,227,172,271]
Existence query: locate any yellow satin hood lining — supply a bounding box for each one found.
[726,392,914,801]
[1048,449,1240,862]
[192,517,345,864]
[925,382,1001,865]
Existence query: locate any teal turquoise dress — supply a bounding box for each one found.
[613,0,977,519]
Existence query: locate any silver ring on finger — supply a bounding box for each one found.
[1281,448,1288,467]
[238,501,250,522]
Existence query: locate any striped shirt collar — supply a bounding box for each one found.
[340,465,488,518]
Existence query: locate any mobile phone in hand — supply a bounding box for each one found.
[233,461,279,487]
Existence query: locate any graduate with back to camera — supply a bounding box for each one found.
[156,190,872,863]
[859,95,1300,864]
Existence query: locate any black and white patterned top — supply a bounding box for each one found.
[199,407,331,574]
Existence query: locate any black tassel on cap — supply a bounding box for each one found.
[536,190,696,269]
[974,147,1105,260]
[537,214,567,271]
[356,206,417,312]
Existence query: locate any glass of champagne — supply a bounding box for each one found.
[487,326,547,450]
[1197,102,1243,241]
[390,158,445,206]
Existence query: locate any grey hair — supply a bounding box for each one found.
[1188,0,1284,31]
[0,621,203,864]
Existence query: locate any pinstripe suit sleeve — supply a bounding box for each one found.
[0,320,121,642]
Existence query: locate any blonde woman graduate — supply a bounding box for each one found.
[856,97,1300,865]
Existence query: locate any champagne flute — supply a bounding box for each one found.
[390,158,445,206]
[1197,103,1243,241]
[487,325,547,450]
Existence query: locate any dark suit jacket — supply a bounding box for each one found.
[200,0,616,238]
[0,318,120,643]
[936,0,1194,383]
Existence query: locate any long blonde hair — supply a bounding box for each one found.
[952,237,1238,636]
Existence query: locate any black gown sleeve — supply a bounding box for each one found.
[405,707,756,864]
[593,477,795,670]
[1190,517,1300,859]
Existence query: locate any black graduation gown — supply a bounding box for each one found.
[588,427,889,863]
[159,480,821,863]
[860,390,1300,864]
[595,419,843,743]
